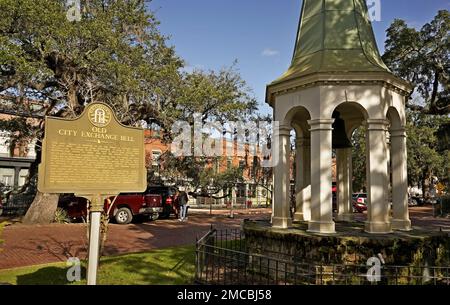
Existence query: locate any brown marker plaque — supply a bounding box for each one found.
[38,102,146,195]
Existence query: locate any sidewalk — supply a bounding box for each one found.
[1,206,448,270]
[0,211,270,270]
[188,207,271,215]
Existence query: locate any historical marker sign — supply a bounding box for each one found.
[37,102,146,285]
[38,102,146,195]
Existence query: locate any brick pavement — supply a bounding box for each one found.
[0,209,270,269]
[0,207,449,270]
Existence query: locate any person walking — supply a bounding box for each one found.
[178,189,189,221]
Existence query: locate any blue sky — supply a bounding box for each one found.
[148,0,449,114]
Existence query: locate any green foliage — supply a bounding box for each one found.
[0,0,256,131]
[442,195,450,215]
[1,0,183,126]
[406,111,450,186]
[176,64,257,125]
[351,127,366,193]
[161,152,245,197]
[348,10,450,192]
[0,0,257,198]
[383,10,449,115]
[53,207,70,224]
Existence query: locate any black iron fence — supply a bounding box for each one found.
[1,193,34,216]
[195,228,450,285]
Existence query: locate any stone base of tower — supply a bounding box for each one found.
[242,219,450,284]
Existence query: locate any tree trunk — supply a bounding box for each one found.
[22,192,59,225]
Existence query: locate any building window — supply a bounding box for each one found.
[19,169,29,187]
[248,184,257,198]
[152,150,162,166]
[0,130,10,157]
[0,168,14,187]
[2,175,13,186]
[237,184,246,198]
[27,139,37,158]
[239,160,245,169]
[214,159,220,174]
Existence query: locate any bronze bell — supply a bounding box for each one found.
[332,111,353,149]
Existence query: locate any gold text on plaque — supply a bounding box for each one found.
[38,102,146,194]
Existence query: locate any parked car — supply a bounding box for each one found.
[146,185,178,218]
[58,192,163,224]
[352,193,367,213]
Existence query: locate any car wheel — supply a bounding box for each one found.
[150,213,159,221]
[115,207,133,224]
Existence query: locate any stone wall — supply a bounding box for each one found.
[243,220,450,284]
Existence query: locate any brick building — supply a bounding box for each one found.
[0,97,43,190]
[143,129,273,206]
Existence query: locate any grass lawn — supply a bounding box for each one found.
[0,220,7,253]
[0,221,5,246]
[0,245,196,285]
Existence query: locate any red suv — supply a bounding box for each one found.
[59,192,163,224]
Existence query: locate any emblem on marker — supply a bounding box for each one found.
[88,104,112,127]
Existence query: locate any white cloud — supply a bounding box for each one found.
[261,48,279,57]
[180,64,205,74]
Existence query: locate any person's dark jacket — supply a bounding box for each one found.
[179,191,188,206]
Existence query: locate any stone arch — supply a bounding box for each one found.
[283,106,311,129]
[331,102,369,140]
[274,92,315,128]
[386,105,411,231]
[386,106,403,130]
[328,102,369,223]
[279,106,313,223]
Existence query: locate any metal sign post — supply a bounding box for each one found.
[79,194,109,285]
[87,210,101,285]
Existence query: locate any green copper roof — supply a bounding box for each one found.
[272,0,390,85]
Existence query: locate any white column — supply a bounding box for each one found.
[86,195,105,285]
[390,128,412,231]
[365,120,392,234]
[307,119,335,233]
[294,137,311,221]
[272,125,292,228]
[347,148,354,216]
[336,148,353,221]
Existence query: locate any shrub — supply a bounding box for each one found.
[441,195,450,215]
[54,208,70,224]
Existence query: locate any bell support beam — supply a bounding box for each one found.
[390,128,412,231]
[294,137,311,221]
[308,119,336,234]
[272,125,293,229]
[336,148,354,221]
[365,120,392,234]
